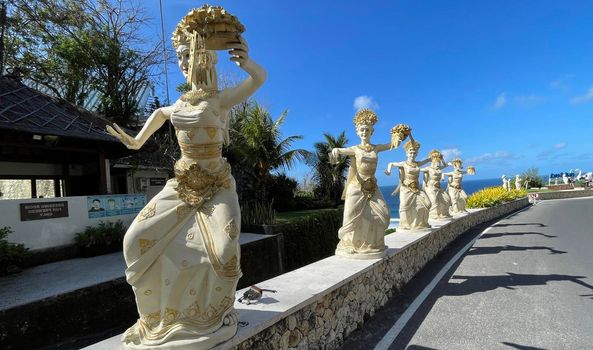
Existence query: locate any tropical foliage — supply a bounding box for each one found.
[467,187,527,208]
[521,167,546,188]
[0,226,29,276]
[309,132,349,206]
[225,102,310,204]
[5,0,161,126]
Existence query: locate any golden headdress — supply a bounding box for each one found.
[451,158,463,167]
[172,5,245,50]
[429,149,443,160]
[353,109,378,126]
[404,140,421,151]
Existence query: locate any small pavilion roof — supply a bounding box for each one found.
[0,76,118,143]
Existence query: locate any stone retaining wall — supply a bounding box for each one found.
[535,189,593,200]
[219,198,530,350]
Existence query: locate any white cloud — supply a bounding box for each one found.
[549,74,574,91]
[353,95,379,111]
[537,143,568,160]
[554,142,567,149]
[494,92,507,109]
[466,151,520,164]
[514,94,546,107]
[441,148,461,162]
[570,86,593,104]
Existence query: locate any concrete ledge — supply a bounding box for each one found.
[0,233,280,350]
[86,198,529,350]
[535,189,593,200]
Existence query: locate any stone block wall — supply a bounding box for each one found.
[536,189,593,200]
[225,198,530,350]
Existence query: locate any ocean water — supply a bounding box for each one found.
[381,178,500,219]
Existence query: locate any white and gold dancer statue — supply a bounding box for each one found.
[443,159,475,214]
[329,109,409,259]
[107,5,266,349]
[385,139,432,230]
[420,150,451,219]
[515,174,522,190]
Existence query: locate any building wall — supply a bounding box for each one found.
[124,169,170,201]
[0,196,137,250]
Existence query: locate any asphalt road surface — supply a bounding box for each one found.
[341,197,593,350]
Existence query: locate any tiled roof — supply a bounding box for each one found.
[0,76,118,142]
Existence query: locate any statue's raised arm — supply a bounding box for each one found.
[218,35,267,109]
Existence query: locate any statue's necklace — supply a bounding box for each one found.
[357,144,374,152]
[180,89,218,105]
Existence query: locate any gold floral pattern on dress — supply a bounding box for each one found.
[222,255,239,275]
[176,203,192,220]
[137,202,156,222]
[142,311,161,328]
[139,239,157,255]
[174,160,231,208]
[199,204,215,216]
[205,127,218,140]
[163,308,181,326]
[224,218,239,240]
[144,289,152,296]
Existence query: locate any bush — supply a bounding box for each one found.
[241,201,276,226]
[278,208,342,272]
[0,226,29,275]
[467,187,527,208]
[267,173,298,211]
[74,221,126,257]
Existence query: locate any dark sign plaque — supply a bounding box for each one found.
[149,178,167,186]
[20,201,69,221]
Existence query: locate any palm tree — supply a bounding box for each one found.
[229,103,311,177]
[310,132,349,206]
[225,102,311,203]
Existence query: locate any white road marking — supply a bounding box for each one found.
[373,206,532,350]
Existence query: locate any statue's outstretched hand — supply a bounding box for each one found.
[384,169,391,176]
[106,123,141,150]
[328,148,340,164]
[227,36,249,67]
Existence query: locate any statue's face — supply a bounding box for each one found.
[406,147,418,160]
[176,44,190,78]
[356,124,373,142]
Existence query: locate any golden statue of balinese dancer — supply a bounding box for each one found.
[443,159,476,214]
[385,139,432,230]
[106,5,266,349]
[420,150,452,219]
[329,109,410,259]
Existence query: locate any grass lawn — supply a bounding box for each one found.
[276,208,341,224]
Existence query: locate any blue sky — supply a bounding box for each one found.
[145,1,593,185]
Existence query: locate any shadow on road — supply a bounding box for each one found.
[466,245,567,255]
[502,341,548,349]
[444,273,593,297]
[493,223,547,227]
[480,231,557,239]
[406,345,440,350]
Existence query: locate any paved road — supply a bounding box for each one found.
[342,197,593,350]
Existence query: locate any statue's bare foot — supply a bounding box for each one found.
[223,309,239,326]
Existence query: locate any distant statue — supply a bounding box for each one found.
[385,139,432,230]
[502,175,510,191]
[443,159,475,214]
[562,173,569,184]
[420,150,451,219]
[329,109,409,258]
[107,6,266,349]
[515,174,522,190]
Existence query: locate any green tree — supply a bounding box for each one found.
[229,103,310,177]
[521,167,545,188]
[5,0,161,126]
[310,132,349,206]
[225,102,310,203]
